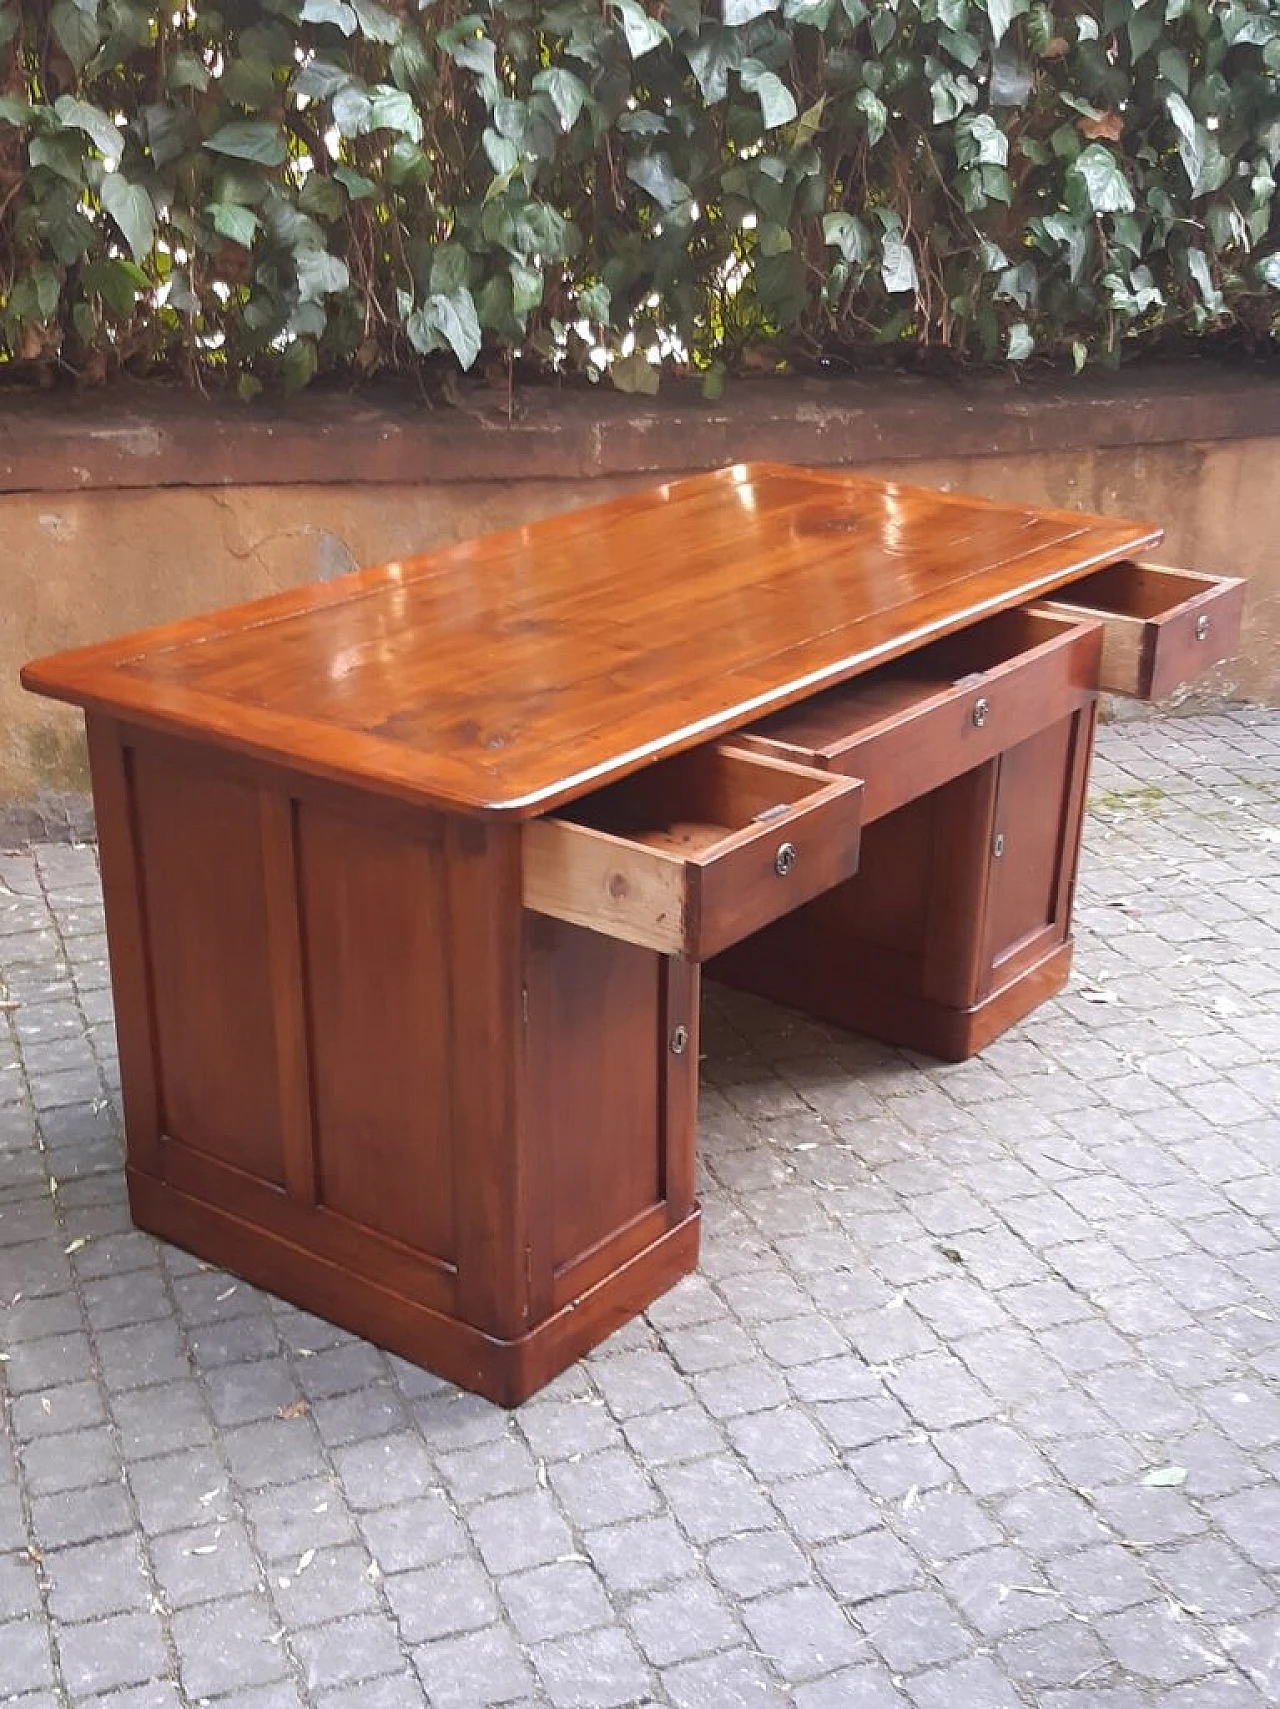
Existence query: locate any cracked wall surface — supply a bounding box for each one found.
[4,441,1277,812]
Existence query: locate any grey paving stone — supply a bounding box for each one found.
[42,1533,152,1622]
[499,1559,613,1644]
[330,1432,438,1511]
[382,1555,498,1643]
[269,1539,380,1627]
[938,1546,1061,1639]
[110,1381,213,1459]
[628,1576,742,1666]
[150,1519,264,1607]
[743,1583,869,1682]
[128,1445,231,1536]
[705,1528,811,1599]
[904,1655,1026,1709]
[583,1513,698,1595]
[19,1424,121,1496]
[0,1550,41,1621]
[10,1378,105,1441]
[293,1611,407,1692]
[817,1529,924,1603]
[0,1615,56,1696]
[620,1400,724,1465]
[29,1480,135,1549]
[56,1608,170,1696]
[853,1588,975,1673]
[1097,1601,1231,1684]
[548,1447,658,1529]
[413,1622,536,1708]
[171,1592,290,1696]
[245,1475,359,1561]
[1045,1542,1157,1617]
[530,1625,651,1709]
[664,1645,794,1709]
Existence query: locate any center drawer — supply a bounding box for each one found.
[734,607,1102,822]
[522,743,863,959]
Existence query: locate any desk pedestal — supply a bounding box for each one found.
[712,706,1096,1060]
[91,717,699,1407]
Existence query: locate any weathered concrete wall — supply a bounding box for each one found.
[5,370,1278,832]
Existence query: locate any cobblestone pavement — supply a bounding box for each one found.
[1,710,1278,1709]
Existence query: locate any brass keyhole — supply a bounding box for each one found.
[775,842,797,878]
[972,697,990,728]
[993,832,1006,859]
[1195,614,1211,642]
[670,1025,689,1056]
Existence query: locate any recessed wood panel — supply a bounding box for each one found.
[296,801,456,1262]
[524,916,663,1274]
[984,718,1075,974]
[130,745,285,1184]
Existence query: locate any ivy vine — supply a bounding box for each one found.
[0,0,1277,394]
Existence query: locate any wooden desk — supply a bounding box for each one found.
[22,465,1244,1404]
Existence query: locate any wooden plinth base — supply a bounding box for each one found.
[129,1169,701,1408]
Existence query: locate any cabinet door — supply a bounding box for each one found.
[980,708,1093,997]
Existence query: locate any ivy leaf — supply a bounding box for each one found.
[367,86,424,143]
[283,337,319,393]
[823,210,869,263]
[1069,143,1135,213]
[612,0,669,59]
[167,50,210,93]
[205,121,288,166]
[627,152,691,210]
[510,259,543,315]
[52,0,103,71]
[1006,321,1034,359]
[1186,249,1223,313]
[1256,254,1280,290]
[0,96,38,127]
[300,0,358,32]
[100,174,156,261]
[740,61,798,129]
[208,201,261,246]
[350,0,402,42]
[82,256,149,315]
[1143,1465,1188,1488]
[295,248,349,302]
[407,287,483,368]
[533,67,589,131]
[687,28,740,102]
[53,97,124,166]
[881,234,918,293]
[724,0,780,20]
[956,112,1009,167]
[611,349,660,393]
[854,86,887,146]
[334,164,377,198]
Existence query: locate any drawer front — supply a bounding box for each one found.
[522,743,863,959]
[737,610,1102,823]
[1034,561,1246,700]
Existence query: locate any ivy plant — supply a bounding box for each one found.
[0,0,1277,393]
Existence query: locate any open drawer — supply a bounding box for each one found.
[1033,561,1246,700]
[522,743,863,959]
[734,608,1102,823]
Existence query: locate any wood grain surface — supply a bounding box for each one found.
[22,463,1160,817]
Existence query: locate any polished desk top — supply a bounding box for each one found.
[23,463,1160,816]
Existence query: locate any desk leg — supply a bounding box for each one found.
[711,706,1097,1061]
[88,718,698,1406]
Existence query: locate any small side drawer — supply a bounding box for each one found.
[522,744,863,960]
[734,609,1102,823]
[1033,561,1246,700]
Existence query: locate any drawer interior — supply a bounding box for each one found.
[1049,560,1215,619]
[554,744,829,856]
[748,607,1080,750]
